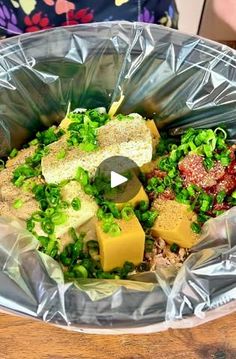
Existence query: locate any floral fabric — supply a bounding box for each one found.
[0,0,178,37]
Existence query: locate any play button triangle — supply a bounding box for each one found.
[110,171,128,188]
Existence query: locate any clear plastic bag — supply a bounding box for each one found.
[0,22,235,333]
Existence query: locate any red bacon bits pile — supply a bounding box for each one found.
[178,151,236,195]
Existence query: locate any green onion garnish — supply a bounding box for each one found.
[28,138,39,146]
[26,218,35,232]
[170,243,179,253]
[108,223,121,236]
[41,220,55,235]
[191,222,201,234]
[216,191,226,204]
[31,211,45,222]
[203,158,214,171]
[121,206,134,221]
[9,148,18,158]
[139,200,149,212]
[13,199,23,209]
[73,264,88,278]
[220,156,231,167]
[71,197,81,211]
[57,149,66,160]
[51,212,68,225]
[75,167,89,186]
[214,127,227,140]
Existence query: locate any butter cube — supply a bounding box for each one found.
[151,199,200,248]
[96,215,145,271]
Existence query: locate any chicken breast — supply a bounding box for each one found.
[41,116,153,184]
[52,181,98,238]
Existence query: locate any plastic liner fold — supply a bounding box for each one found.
[0,22,235,333]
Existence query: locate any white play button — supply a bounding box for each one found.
[94,156,141,203]
[110,171,128,188]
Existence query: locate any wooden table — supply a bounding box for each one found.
[0,312,235,359]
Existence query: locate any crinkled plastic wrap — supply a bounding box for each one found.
[0,22,236,333]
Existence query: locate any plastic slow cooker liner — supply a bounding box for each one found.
[0,22,235,334]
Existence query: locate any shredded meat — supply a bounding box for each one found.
[146,238,188,270]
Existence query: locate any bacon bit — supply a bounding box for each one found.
[148,191,156,201]
[215,173,236,194]
[228,160,236,175]
[229,145,236,160]
[158,189,175,200]
[146,169,167,180]
[213,202,231,211]
[179,154,225,188]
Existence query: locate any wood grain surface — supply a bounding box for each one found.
[0,312,236,359]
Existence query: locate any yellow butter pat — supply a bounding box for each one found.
[151,200,200,248]
[96,215,145,272]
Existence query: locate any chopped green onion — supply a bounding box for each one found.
[156,185,165,193]
[9,148,18,158]
[141,210,158,228]
[41,220,55,235]
[187,185,195,197]
[37,236,49,248]
[28,138,39,146]
[203,144,213,158]
[51,212,68,225]
[214,127,227,140]
[13,199,23,209]
[139,200,149,212]
[213,210,225,216]
[79,142,97,152]
[102,213,114,222]
[45,236,58,257]
[216,191,226,204]
[57,149,66,160]
[14,175,26,187]
[170,243,179,253]
[220,156,231,167]
[26,218,35,232]
[45,208,55,217]
[232,191,236,199]
[31,211,45,222]
[204,158,214,171]
[191,222,201,234]
[71,197,81,211]
[60,252,71,266]
[197,213,210,224]
[97,208,105,220]
[168,169,176,178]
[83,184,94,195]
[104,201,120,219]
[216,137,226,150]
[108,223,121,236]
[75,167,89,186]
[163,176,171,186]
[102,222,112,233]
[200,199,210,212]
[121,206,134,221]
[73,265,88,278]
[145,238,154,252]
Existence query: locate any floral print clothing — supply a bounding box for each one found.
[0,0,178,37]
